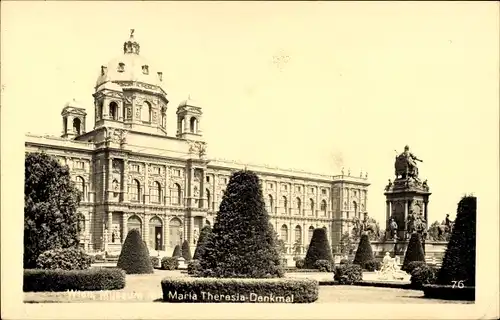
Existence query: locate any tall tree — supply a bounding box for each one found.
[199,170,283,278]
[353,234,374,266]
[402,233,426,272]
[181,240,192,261]
[24,152,81,268]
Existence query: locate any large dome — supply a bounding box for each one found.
[95,30,163,89]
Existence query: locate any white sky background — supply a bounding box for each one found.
[2,1,499,226]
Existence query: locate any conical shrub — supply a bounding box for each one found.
[172,245,181,258]
[353,234,374,266]
[304,228,334,269]
[116,229,153,274]
[181,240,192,261]
[199,170,283,278]
[402,233,425,272]
[193,226,212,260]
[437,196,476,287]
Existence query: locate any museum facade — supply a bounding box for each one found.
[24,30,370,258]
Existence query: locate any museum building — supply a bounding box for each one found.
[24,31,370,259]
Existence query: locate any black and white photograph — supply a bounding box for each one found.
[1,1,498,319]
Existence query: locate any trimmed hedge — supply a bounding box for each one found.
[353,234,374,267]
[314,259,333,272]
[339,258,349,265]
[405,261,427,275]
[23,268,125,292]
[199,170,283,278]
[402,233,426,272]
[423,284,475,301]
[161,277,318,303]
[410,264,437,289]
[181,240,192,261]
[304,228,334,269]
[187,259,202,276]
[334,264,363,285]
[436,196,476,288]
[172,245,181,258]
[362,259,381,272]
[193,226,212,260]
[116,229,154,274]
[36,247,91,270]
[150,256,160,268]
[295,258,305,269]
[161,257,179,270]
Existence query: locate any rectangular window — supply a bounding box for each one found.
[74,160,84,169]
[206,175,210,183]
[173,169,181,177]
[296,186,301,192]
[153,167,160,175]
[131,164,140,172]
[322,189,327,195]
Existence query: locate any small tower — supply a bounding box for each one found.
[61,99,87,139]
[176,95,203,141]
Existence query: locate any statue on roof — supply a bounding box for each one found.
[394,145,423,179]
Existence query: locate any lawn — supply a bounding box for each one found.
[24,270,471,304]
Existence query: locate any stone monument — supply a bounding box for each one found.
[384,145,431,241]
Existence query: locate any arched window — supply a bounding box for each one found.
[308,226,315,242]
[353,201,358,218]
[142,101,152,122]
[127,215,142,234]
[130,179,140,202]
[149,216,163,249]
[206,189,211,209]
[150,181,161,203]
[190,117,197,133]
[169,217,183,248]
[296,197,301,212]
[282,196,288,213]
[109,101,118,120]
[280,224,288,242]
[171,183,182,205]
[309,198,315,212]
[63,117,68,134]
[268,195,274,213]
[321,200,327,215]
[294,225,302,244]
[98,101,104,119]
[75,176,85,200]
[73,118,81,135]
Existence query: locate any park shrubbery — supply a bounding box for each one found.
[362,259,381,272]
[436,196,476,288]
[295,258,305,269]
[339,258,350,265]
[187,260,202,276]
[23,268,125,292]
[402,233,426,272]
[161,257,179,270]
[182,240,192,261]
[304,228,334,269]
[172,245,181,258]
[193,226,212,260]
[198,171,284,278]
[334,263,363,285]
[36,247,91,270]
[405,261,427,275]
[161,277,318,303]
[353,234,373,267]
[410,264,437,289]
[314,259,333,272]
[150,256,160,268]
[116,229,153,274]
[24,152,82,268]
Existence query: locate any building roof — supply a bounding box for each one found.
[95,29,163,89]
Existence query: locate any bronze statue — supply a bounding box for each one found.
[437,214,454,237]
[394,145,423,179]
[385,179,393,191]
[407,210,427,238]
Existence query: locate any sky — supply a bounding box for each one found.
[2,1,499,226]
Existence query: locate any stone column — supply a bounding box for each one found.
[143,162,149,204]
[302,222,306,254]
[107,212,113,240]
[143,214,149,246]
[424,200,429,223]
[189,216,194,246]
[123,159,129,202]
[122,212,128,243]
[163,219,169,251]
[107,157,113,201]
[386,200,391,229]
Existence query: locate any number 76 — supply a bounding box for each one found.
[451,280,464,288]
